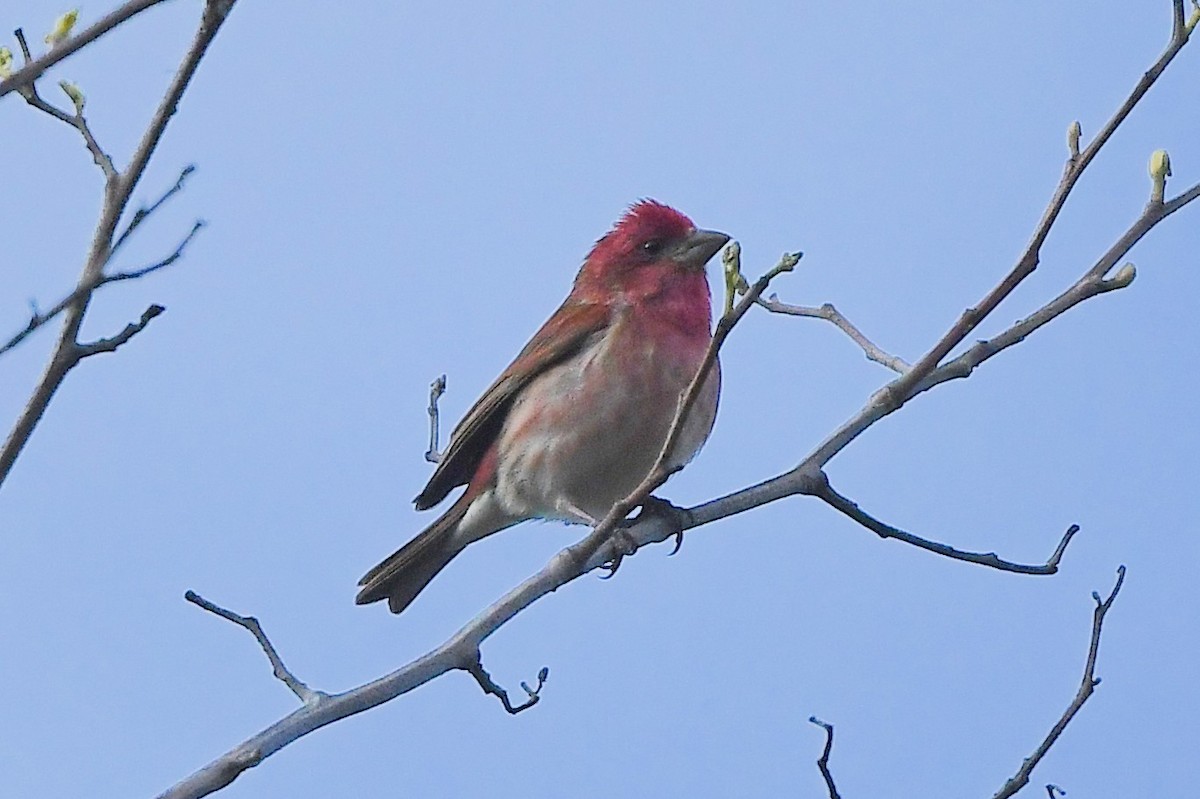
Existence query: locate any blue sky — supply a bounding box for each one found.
[2,1,1197,797]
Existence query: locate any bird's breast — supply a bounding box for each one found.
[493,306,719,524]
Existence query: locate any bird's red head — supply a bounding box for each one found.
[574,200,729,300]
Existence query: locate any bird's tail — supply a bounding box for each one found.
[356,496,471,614]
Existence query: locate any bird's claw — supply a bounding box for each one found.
[638,496,690,555]
[599,527,639,579]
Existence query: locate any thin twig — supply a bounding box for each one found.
[914,180,1200,398]
[880,15,1195,411]
[808,717,843,799]
[991,567,1127,799]
[464,656,548,715]
[76,304,164,358]
[809,471,1080,575]
[0,219,203,359]
[0,0,169,100]
[424,374,446,464]
[12,28,117,179]
[757,294,910,373]
[184,591,322,706]
[113,164,197,253]
[106,220,206,282]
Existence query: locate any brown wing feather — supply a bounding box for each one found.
[414,297,610,510]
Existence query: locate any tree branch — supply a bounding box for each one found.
[0,0,237,491]
[808,717,843,799]
[882,13,1194,410]
[0,0,170,100]
[184,591,323,706]
[756,294,910,374]
[75,304,164,358]
[0,216,203,359]
[424,374,446,464]
[809,472,1080,575]
[991,567,1127,799]
[11,28,117,179]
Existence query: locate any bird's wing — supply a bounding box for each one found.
[414,297,610,510]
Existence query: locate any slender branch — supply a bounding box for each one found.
[0,219,203,359]
[76,304,164,358]
[992,567,1127,799]
[0,0,237,491]
[808,717,843,799]
[882,14,1194,409]
[757,294,910,374]
[184,591,323,706]
[464,657,548,715]
[0,0,170,99]
[424,374,446,464]
[809,472,1080,575]
[106,220,206,282]
[1046,785,1066,798]
[11,28,117,179]
[113,164,197,253]
[915,180,1200,397]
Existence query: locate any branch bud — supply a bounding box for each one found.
[1108,262,1136,289]
[45,10,79,47]
[1067,120,1081,158]
[721,240,745,315]
[58,79,85,114]
[1149,149,1171,203]
[1189,1,1200,34]
[0,46,12,79]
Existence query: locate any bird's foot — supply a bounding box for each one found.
[638,495,691,555]
[599,527,639,579]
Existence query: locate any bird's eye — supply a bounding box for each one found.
[641,239,663,255]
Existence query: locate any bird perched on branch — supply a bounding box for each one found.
[357,200,729,614]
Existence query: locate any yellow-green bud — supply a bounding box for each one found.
[1109,263,1136,289]
[1149,149,1171,203]
[1149,149,1172,181]
[0,46,12,79]
[59,79,85,113]
[1067,121,1081,157]
[45,9,79,47]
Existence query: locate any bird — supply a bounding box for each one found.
[356,200,730,614]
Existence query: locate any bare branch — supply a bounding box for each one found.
[184,591,322,706]
[12,28,117,179]
[424,374,446,464]
[808,717,843,799]
[76,304,164,358]
[915,180,1200,397]
[992,567,1127,799]
[464,656,548,715]
[105,220,206,283]
[0,0,170,100]
[757,294,910,374]
[0,0,237,491]
[882,15,1195,410]
[809,472,1080,575]
[113,164,197,253]
[0,219,202,359]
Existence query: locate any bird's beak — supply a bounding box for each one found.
[673,228,731,270]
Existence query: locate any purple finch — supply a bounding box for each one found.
[357,200,729,613]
